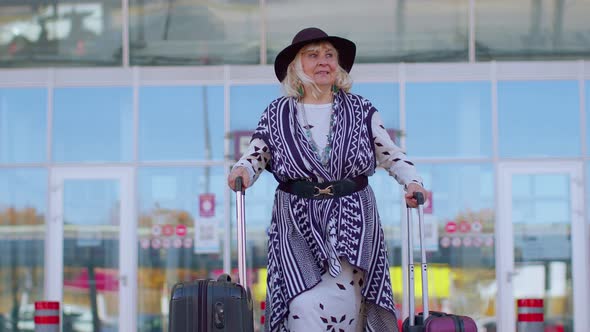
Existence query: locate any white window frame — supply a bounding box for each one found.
[497,161,589,332]
[48,166,137,332]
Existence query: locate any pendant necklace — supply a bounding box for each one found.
[299,101,336,166]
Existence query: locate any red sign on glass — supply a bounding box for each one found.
[445,221,457,233]
[199,193,216,217]
[233,131,253,160]
[162,224,174,237]
[423,191,433,214]
[176,224,187,237]
[459,221,471,233]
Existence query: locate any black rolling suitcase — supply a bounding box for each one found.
[169,177,254,332]
[402,192,477,332]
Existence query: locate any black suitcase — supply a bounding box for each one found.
[402,192,477,332]
[169,177,254,332]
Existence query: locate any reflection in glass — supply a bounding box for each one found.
[498,80,579,158]
[129,0,260,65]
[0,1,122,67]
[139,86,224,161]
[412,163,495,327]
[62,179,120,332]
[511,173,573,331]
[352,83,400,132]
[0,168,46,331]
[0,88,47,163]
[230,84,281,131]
[586,81,590,155]
[406,82,492,158]
[369,170,403,266]
[53,87,133,163]
[266,0,469,63]
[230,85,281,160]
[477,0,590,61]
[137,166,225,331]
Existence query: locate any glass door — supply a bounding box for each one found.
[497,162,589,332]
[48,167,136,331]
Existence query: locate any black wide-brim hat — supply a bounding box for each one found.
[274,27,356,82]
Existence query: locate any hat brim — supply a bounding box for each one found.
[274,36,356,82]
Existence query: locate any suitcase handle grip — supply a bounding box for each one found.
[413,191,425,205]
[235,176,243,192]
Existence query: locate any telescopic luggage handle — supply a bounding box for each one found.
[406,191,428,326]
[235,176,248,288]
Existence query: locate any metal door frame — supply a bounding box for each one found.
[48,166,137,332]
[497,161,589,332]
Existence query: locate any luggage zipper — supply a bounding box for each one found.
[198,281,208,331]
[451,315,465,332]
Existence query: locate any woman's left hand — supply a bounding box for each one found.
[404,183,428,208]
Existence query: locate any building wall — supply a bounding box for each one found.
[0,62,589,331]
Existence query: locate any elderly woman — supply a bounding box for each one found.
[228,27,427,332]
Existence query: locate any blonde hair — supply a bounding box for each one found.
[281,41,353,99]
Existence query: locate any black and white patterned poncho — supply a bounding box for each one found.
[236,90,422,332]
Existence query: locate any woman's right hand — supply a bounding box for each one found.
[227,166,251,191]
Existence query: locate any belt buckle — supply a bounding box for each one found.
[313,185,334,197]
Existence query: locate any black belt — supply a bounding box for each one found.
[277,175,368,199]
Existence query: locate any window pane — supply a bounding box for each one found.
[0,88,46,163]
[267,0,469,64]
[53,87,133,162]
[137,166,225,330]
[498,80,580,158]
[62,179,120,331]
[406,82,492,158]
[369,170,403,268]
[0,1,122,67]
[352,83,400,131]
[511,173,574,330]
[0,168,47,330]
[230,85,281,160]
[416,163,495,327]
[586,81,590,155]
[129,1,260,65]
[139,86,224,161]
[477,0,590,61]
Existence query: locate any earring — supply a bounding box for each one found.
[332,84,339,94]
[298,84,304,97]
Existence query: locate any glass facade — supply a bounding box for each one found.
[497,80,580,158]
[139,86,225,161]
[2,0,589,68]
[138,166,226,331]
[0,88,47,163]
[0,0,123,67]
[128,0,261,66]
[1,3,589,332]
[0,58,589,332]
[0,168,47,331]
[476,0,590,61]
[406,81,492,158]
[53,87,134,162]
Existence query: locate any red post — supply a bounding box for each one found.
[34,301,60,332]
[260,301,266,325]
[517,298,544,332]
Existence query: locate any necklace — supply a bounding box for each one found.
[299,102,336,166]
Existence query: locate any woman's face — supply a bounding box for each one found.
[300,42,339,90]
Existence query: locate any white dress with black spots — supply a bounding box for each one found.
[286,260,366,332]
